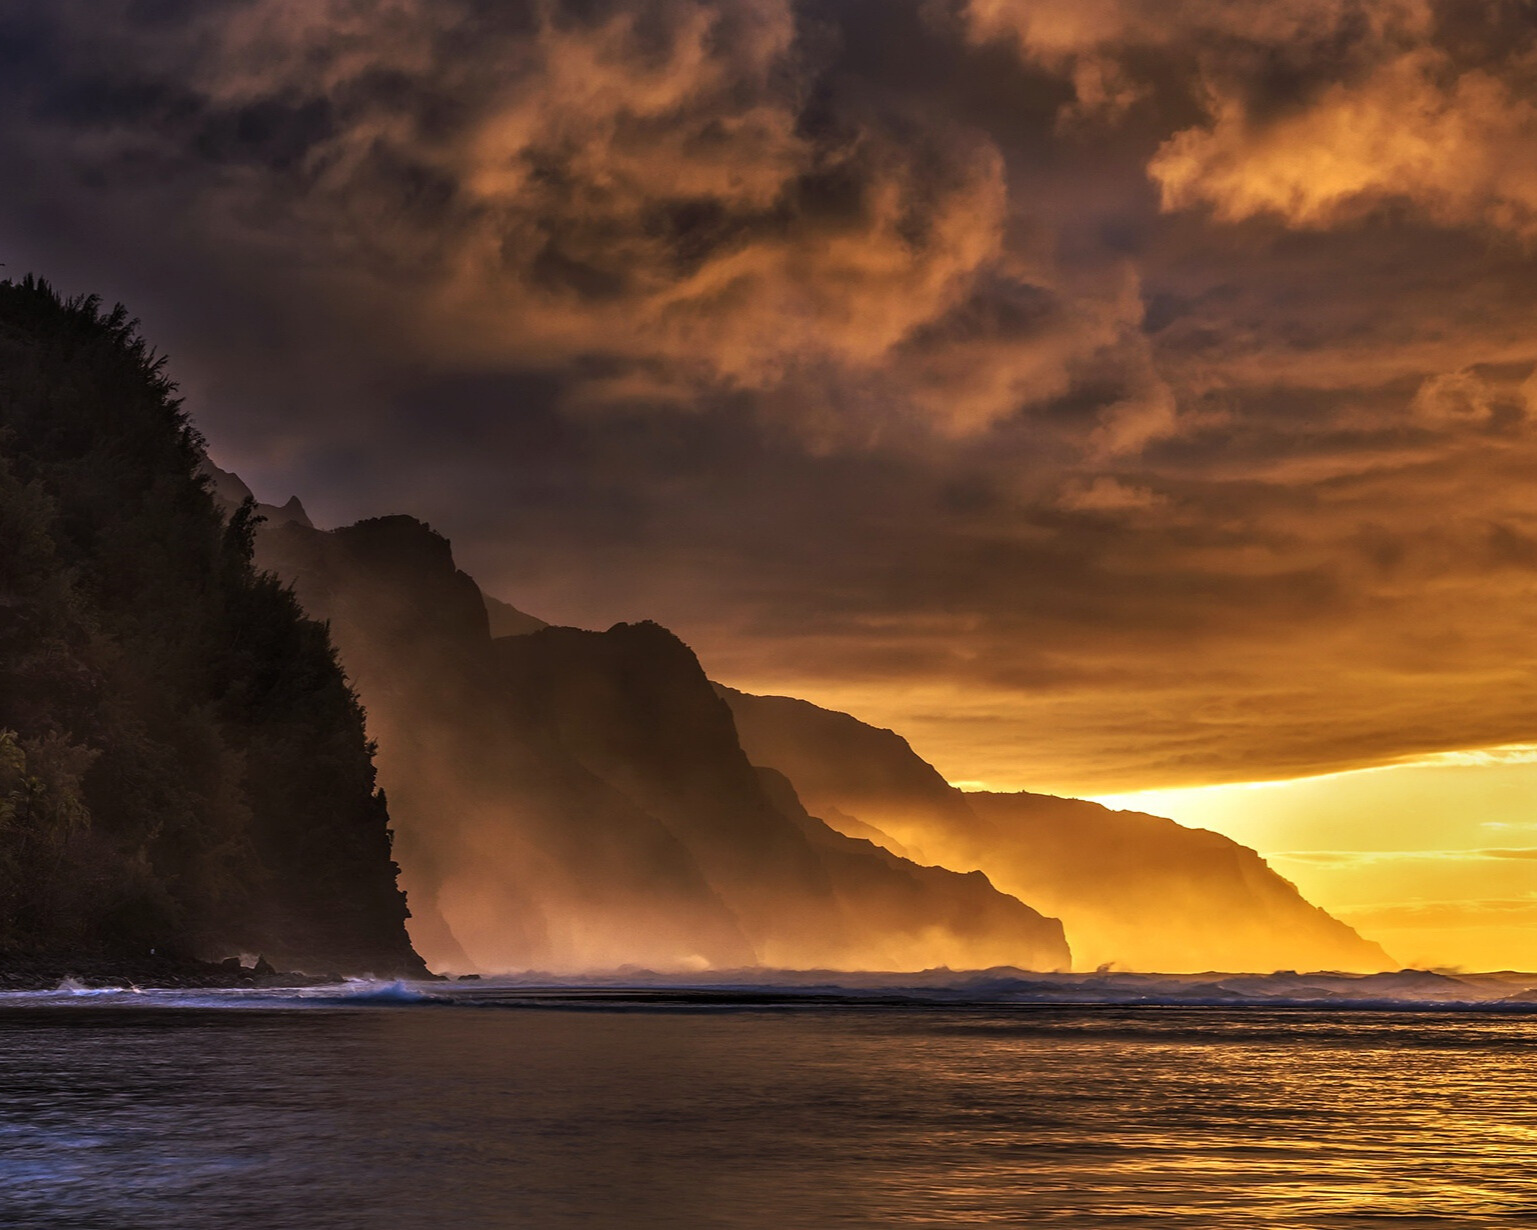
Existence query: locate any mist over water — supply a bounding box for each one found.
[4,980,1537,1227]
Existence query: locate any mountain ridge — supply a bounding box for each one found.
[254,515,1069,973]
[721,686,1394,973]
[214,466,1391,975]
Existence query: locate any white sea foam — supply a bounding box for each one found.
[315,979,446,1004]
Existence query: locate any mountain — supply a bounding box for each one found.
[719,687,1394,973]
[200,449,1383,976]
[0,277,422,976]
[198,457,313,529]
[0,270,1386,981]
[963,791,1394,974]
[494,621,1067,971]
[254,516,1070,973]
[254,515,753,973]
[482,593,547,638]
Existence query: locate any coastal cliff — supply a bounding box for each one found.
[721,687,1393,973]
[0,278,422,977]
[256,516,1070,973]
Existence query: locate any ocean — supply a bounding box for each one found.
[2,973,1535,1228]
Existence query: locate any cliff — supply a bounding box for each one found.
[256,517,1070,973]
[0,278,422,976]
[720,687,1394,973]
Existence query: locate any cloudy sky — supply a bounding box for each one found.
[5,0,1537,962]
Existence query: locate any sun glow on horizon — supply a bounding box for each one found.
[1081,749,1537,972]
[722,673,1537,971]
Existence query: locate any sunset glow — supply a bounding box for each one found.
[1095,751,1537,970]
[7,0,1537,976]
[10,3,1537,1223]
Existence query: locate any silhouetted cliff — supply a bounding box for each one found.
[0,278,422,976]
[483,593,547,638]
[720,687,1394,973]
[256,517,1070,973]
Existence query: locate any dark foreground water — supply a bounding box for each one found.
[3,976,1537,1228]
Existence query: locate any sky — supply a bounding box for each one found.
[3,0,1536,967]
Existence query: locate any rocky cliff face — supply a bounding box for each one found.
[721,688,1394,973]
[257,518,1070,973]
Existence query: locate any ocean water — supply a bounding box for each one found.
[3,974,1537,1228]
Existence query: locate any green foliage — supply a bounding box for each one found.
[0,276,416,969]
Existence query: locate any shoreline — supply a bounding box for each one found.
[0,956,355,992]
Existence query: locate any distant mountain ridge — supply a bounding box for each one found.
[720,687,1393,972]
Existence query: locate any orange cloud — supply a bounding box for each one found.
[24,0,1192,444]
[167,0,1036,428]
[966,0,1537,241]
[962,0,1431,118]
[962,0,1419,52]
[17,0,1537,806]
[1057,475,1165,513]
[1151,49,1537,238]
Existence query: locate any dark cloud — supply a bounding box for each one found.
[3,0,1537,790]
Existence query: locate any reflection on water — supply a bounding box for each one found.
[1,1001,1535,1228]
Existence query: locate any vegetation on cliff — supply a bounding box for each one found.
[0,278,420,974]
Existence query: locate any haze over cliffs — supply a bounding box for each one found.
[722,689,1393,973]
[254,515,1069,974]
[0,274,1401,979]
[245,491,1391,975]
[0,279,421,976]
